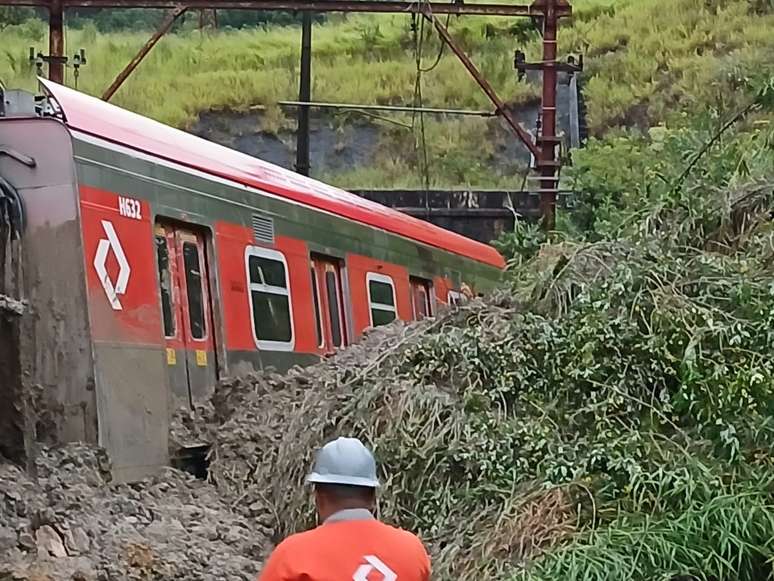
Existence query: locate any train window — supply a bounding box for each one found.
[311,256,348,352]
[410,277,433,321]
[366,273,397,327]
[325,270,343,348]
[245,247,294,350]
[183,242,206,340]
[155,234,175,338]
[310,267,323,348]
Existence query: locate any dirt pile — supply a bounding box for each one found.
[0,444,267,580]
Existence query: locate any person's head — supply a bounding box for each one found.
[313,483,376,521]
[306,437,380,522]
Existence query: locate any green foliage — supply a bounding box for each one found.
[0,6,37,28]
[492,220,547,265]
[567,77,774,239]
[63,8,323,32]
[1,0,771,188]
[522,474,774,580]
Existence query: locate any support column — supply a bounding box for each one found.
[538,0,559,230]
[48,0,64,84]
[296,12,312,176]
[102,6,187,101]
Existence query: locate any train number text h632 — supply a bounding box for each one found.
[118,195,142,220]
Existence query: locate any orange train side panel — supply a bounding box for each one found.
[345,253,411,336]
[214,221,318,355]
[79,185,164,346]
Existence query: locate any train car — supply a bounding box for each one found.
[0,80,504,481]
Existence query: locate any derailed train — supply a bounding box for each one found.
[0,80,504,481]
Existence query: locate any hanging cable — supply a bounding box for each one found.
[419,12,451,73]
[0,176,25,239]
[411,4,432,197]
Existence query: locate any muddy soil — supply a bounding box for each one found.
[0,445,268,581]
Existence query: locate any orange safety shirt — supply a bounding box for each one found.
[257,509,431,581]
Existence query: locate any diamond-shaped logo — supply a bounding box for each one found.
[93,220,131,310]
[352,555,397,581]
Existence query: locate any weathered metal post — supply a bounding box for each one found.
[537,0,560,231]
[102,6,187,101]
[296,11,312,176]
[48,0,64,83]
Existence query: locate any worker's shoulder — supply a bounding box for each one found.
[269,527,321,554]
[273,521,427,555]
[374,521,429,553]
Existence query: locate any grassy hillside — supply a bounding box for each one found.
[1,0,772,188]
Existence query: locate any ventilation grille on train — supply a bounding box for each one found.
[252,213,275,244]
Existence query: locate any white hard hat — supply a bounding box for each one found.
[306,437,380,488]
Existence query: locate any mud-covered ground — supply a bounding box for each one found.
[0,321,415,581]
[0,445,268,580]
[1,313,495,579]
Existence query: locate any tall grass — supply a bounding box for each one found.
[521,472,774,581]
[1,0,771,187]
[2,0,769,129]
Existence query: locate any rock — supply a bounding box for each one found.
[0,525,17,552]
[36,525,67,558]
[18,530,36,550]
[63,527,90,555]
[223,526,245,544]
[2,437,266,578]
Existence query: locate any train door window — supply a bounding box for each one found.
[155,228,176,338]
[367,273,397,327]
[183,241,206,340]
[410,277,433,321]
[311,256,348,351]
[325,268,344,347]
[310,267,324,348]
[246,246,294,350]
[159,224,218,408]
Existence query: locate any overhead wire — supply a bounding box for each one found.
[410,1,456,198]
[419,12,451,73]
[411,5,431,198]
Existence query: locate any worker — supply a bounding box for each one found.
[258,436,431,581]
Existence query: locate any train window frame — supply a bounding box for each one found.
[182,240,207,341]
[244,246,295,352]
[310,267,324,349]
[154,231,176,339]
[366,272,397,327]
[410,276,433,321]
[325,267,344,348]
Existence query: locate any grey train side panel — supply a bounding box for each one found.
[0,119,97,446]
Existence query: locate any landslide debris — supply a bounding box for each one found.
[208,301,578,580]
[0,445,266,580]
[205,182,774,580]
[3,178,774,580]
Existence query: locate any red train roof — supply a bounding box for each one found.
[40,80,505,270]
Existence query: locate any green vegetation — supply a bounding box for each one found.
[1,0,772,188]
[210,77,774,580]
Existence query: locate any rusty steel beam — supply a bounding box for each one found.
[1,0,570,16]
[423,9,541,160]
[48,0,64,83]
[102,5,187,101]
[296,10,312,176]
[537,0,559,230]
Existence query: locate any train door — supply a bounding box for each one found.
[310,255,348,354]
[155,223,217,408]
[410,277,433,320]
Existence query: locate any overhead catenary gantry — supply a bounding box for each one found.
[4,0,574,229]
